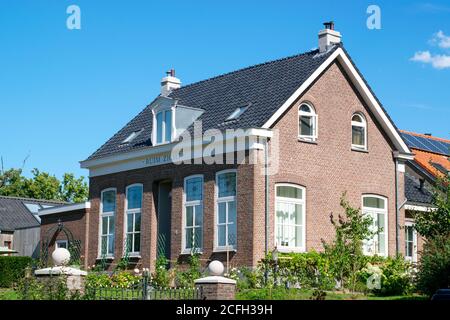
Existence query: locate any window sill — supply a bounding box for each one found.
[298,137,317,145]
[351,147,368,153]
[181,250,204,255]
[213,247,237,253]
[126,254,142,259]
[96,256,114,260]
[276,247,306,254]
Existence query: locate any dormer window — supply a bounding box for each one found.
[155,109,173,144]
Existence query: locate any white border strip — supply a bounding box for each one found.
[39,202,91,216]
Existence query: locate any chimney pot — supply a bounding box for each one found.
[161,69,181,96]
[319,21,341,53]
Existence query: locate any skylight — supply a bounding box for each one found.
[122,129,143,144]
[226,105,249,121]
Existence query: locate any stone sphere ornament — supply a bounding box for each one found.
[208,260,224,276]
[52,248,71,266]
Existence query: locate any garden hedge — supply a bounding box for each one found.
[0,256,33,287]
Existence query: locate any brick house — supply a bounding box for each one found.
[39,23,417,271]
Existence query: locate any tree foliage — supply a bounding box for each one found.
[0,167,88,202]
[414,175,450,240]
[321,193,375,292]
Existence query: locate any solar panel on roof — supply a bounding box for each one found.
[401,132,450,156]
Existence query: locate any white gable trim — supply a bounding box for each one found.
[262,47,412,155]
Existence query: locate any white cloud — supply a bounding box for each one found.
[411,51,450,69]
[431,30,450,48]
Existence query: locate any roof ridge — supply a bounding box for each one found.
[400,130,450,144]
[169,48,321,94]
[0,195,68,204]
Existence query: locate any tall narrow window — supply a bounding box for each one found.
[405,221,417,262]
[352,113,367,150]
[125,184,142,255]
[216,170,237,250]
[298,103,317,142]
[362,195,388,256]
[100,189,116,257]
[275,184,305,251]
[183,175,203,253]
[155,109,173,144]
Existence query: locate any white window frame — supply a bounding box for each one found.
[405,220,418,263]
[124,184,143,256]
[152,107,175,146]
[351,113,367,151]
[182,175,204,254]
[98,188,116,258]
[214,169,237,252]
[274,183,306,253]
[298,103,318,142]
[55,240,68,250]
[362,194,388,257]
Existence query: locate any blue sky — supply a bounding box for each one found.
[0,0,449,179]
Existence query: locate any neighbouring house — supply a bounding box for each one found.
[39,22,418,271]
[0,195,65,258]
[399,130,450,262]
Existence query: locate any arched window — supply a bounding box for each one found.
[125,184,143,255]
[100,188,116,257]
[298,103,317,141]
[183,175,204,253]
[215,170,237,251]
[362,195,388,256]
[351,113,367,150]
[275,184,306,251]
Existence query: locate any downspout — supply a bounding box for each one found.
[394,155,400,255]
[264,137,270,258]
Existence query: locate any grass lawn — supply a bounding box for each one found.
[236,288,428,301]
[0,288,18,300]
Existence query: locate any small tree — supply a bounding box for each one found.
[322,193,375,292]
[414,175,450,240]
[414,175,450,296]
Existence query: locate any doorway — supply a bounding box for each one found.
[157,180,172,260]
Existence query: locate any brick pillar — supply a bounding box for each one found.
[194,276,236,300]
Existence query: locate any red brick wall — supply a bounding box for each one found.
[87,160,257,271]
[257,61,405,261]
[40,209,88,267]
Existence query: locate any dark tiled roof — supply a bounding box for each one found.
[405,173,433,206]
[86,46,340,161]
[0,196,66,231]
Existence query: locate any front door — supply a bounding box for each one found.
[157,180,172,260]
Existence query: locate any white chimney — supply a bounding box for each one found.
[318,21,341,53]
[161,69,181,96]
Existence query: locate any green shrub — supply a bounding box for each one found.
[229,266,265,290]
[258,251,335,290]
[416,235,450,296]
[16,275,82,300]
[111,271,140,288]
[0,256,33,287]
[150,256,172,288]
[85,272,112,288]
[359,256,413,296]
[175,254,202,288]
